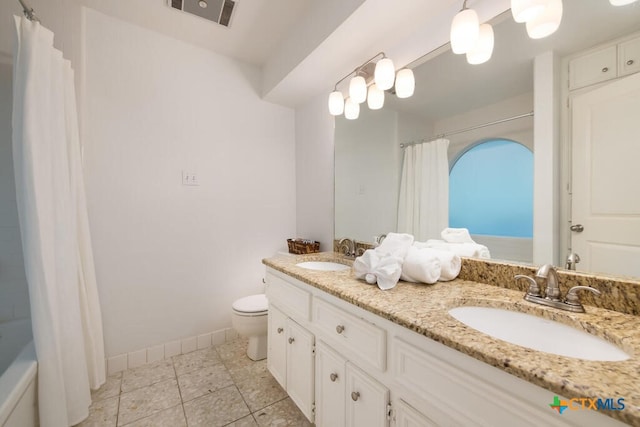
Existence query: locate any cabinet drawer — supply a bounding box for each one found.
[569,45,617,90]
[265,273,311,322]
[313,297,386,371]
[619,36,640,77]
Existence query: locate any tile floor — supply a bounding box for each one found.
[77,338,312,427]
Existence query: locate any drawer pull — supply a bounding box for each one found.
[330,373,338,382]
[288,337,295,344]
[336,325,345,334]
[627,59,635,66]
[602,67,609,73]
[351,391,360,401]
[277,327,283,334]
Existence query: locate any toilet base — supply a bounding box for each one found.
[247,334,267,361]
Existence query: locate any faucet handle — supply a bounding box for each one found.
[565,286,601,307]
[515,274,541,297]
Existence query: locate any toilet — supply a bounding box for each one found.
[231,293,269,361]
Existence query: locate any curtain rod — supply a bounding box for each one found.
[18,0,40,22]
[400,111,534,148]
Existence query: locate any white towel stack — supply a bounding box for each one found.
[352,233,414,290]
[400,246,441,284]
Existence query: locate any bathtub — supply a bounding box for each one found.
[0,319,37,427]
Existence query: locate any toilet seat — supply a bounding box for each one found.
[232,294,268,316]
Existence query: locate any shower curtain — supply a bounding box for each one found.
[12,16,105,426]
[397,138,450,241]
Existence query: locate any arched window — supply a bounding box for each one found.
[449,139,533,237]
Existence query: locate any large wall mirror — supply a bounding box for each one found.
[335,0,640,279]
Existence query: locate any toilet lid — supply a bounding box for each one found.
[232,294,268,313]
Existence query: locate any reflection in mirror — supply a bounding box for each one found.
[334,0,640,279]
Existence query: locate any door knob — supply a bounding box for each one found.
[277,327,283,334]
[330,373,338,382]
[336,325,345,334]
[351,391,360,401]
[288,337,295,344]
[570,224,584,232]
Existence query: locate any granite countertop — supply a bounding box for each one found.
[263,252,640,426]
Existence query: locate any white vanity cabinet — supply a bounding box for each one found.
[315,341,390,427]
[265,274,315,422]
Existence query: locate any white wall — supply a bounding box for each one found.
[82,9,296,357]
[0,62,30,323]
[294,94,335,251]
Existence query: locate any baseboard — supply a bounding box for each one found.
[106,327,239,375]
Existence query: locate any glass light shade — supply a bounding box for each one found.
[374,58,395,90]
[367,84,385,110]
[526,0,563,39]
[328,91,344,116]
[349,76,367,104]
[450,8,480,54]
[511,0,546,23]
[344,98,360,120]
[466,24,494,65]
[609,0,638,5]
[395,69,415,99]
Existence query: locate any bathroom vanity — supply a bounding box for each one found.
[263,253,639,427]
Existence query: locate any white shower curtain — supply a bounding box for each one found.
[12,16,105,426]
[397,138,450,241]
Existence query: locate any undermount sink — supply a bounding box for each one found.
[295,261,350,272]
[448,306,629,362]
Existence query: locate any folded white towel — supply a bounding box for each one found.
[353,249,403,290]
[400,246,441,284]
[431,248,462,281]
[375,232,414,259]
[441,227,475,244]
[416,239,491,259]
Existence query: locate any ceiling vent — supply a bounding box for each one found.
[169,0,236,27]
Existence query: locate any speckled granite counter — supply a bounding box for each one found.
[263,252,640,426]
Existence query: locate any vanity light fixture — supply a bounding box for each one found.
[344,98,360,120]
[609,0,639,5]
[511,0,547,23]
[450,0,480,54]
[327,52,414,118]
[526,0,563,39]
[466,23,494,64]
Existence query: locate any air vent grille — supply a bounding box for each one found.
[169,0,236,27]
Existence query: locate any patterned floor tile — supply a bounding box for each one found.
[224,357,268,384]
[253,398,312,427]
[92,373,122,402]
[183,385,251,427]
[215,337,248,361]
[119,404,186,427]
[236,371,287,412]
[75,395,119,427]
[223,414,258,426]
[172,347,222,376]
[178,362,234,402]
[121,360,175,393]
[118,378,181,426]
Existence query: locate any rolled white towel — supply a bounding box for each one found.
[431,249,462,281]
[416,239,491,259]
[400,246,441,284]
[353,249,403,290]
[375,232,414,259]
[441,227,475,244]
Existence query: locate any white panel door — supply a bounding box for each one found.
[315,341,346,427]
[394,399,437,427]
[286,319,315,422]
[345,362,389,427]
[267,304,287,389]
[571,71,640,277]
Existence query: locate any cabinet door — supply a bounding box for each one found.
[267,304,287,389]
[315,341,346,427]
[394,399,437,427]
[345,362,389,427]
[618,36,640,77]
[569,45,617,90]
[286,319,315,422]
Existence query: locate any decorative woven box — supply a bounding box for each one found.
[287,238,320,254]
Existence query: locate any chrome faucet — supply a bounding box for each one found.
[565,253,581,270]
[337,238,356,258]
[515,264,601,313]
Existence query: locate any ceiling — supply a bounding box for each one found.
[388,0,640,120]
